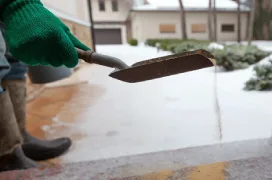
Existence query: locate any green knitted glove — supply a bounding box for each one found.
[1,0,90,68]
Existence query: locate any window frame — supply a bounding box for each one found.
[159,24,176,34]
[99,0,106,12]
[112,0,118,12]
[221,24,235,33]
[191,24,207,33]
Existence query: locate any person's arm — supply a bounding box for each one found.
[1,0,90,68]
[0,21,8,53]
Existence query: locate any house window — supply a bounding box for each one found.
[159,24,176,33]
[112,0,118,12]
[221,24,235,32]
[99,0,105,11]
[191,24,206,33]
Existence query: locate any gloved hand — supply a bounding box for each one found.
[1,0,90,68]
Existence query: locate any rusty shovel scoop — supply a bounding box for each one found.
[77,48,215,83]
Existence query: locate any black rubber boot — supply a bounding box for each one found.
[22,132,72,161]
[0,90,39,172]
[2,79,72,161]
[0,147,39,172]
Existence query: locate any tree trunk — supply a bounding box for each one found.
[248,0,256,45]
[262,1,272,40]
[178,0,187,39]
[237,0,241,43]
[213,0,217,41]
[253,0,272,40]
[87,0,96,51]
[208,0,213,41]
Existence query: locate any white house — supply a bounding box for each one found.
[90,0,131,44]
[42,0,146,45]
[131,0,251,42]
[41,0,94,48]
[41,0,250,45]
[90,0,147,44]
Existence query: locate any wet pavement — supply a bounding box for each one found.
[22,44,272,179]
[41,45,220,163]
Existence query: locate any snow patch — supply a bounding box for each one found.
[208,42,224,50]
[256,54,272,66]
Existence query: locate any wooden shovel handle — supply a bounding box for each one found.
[76,48,94,63]
[76,48,129,69]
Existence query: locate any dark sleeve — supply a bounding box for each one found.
[0,21,18,63]
[0,0,13,15]
[5,52,19,63]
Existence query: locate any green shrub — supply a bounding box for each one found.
[145,39,183,51]
[214,45,268,71]
[145,39,181,47]
[145,39,268,72]
[128,39,138,46]
[244,60,272,91]
[145,38,210,52]
[171,41,209,53]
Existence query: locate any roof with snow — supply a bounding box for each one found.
[132,0,250,12]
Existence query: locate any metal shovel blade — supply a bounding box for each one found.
[109,49,216,83]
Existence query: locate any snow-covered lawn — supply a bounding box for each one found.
[50,43,272,163]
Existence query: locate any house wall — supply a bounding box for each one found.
[91,0,132,44]
[91,0,131,22]
[42,0,90,22]
[42,0,77,16]
[41,0,93,48]
[42,0,134,44]
[61,19,93,50]
[131,11,249,42]
[42,0,146,23]
[75,0,90,22]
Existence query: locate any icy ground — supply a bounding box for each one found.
[48,42,272,163]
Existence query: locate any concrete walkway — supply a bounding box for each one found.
[1,138,272,179]
[16,44,272,179]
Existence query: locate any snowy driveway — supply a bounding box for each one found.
[51,44,272,163]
